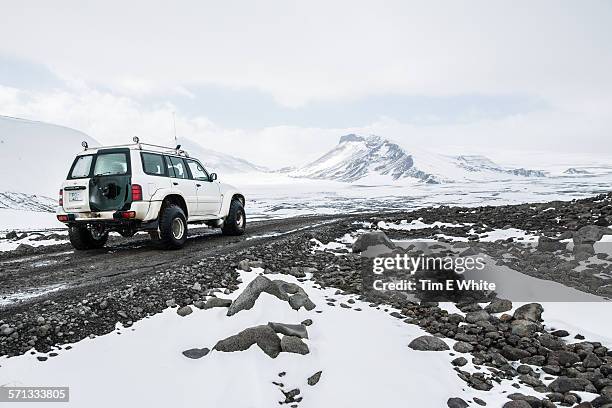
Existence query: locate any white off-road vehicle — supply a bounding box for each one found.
[57,138,246,250]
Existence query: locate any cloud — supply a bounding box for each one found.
[0,1,611,168]
[1,1,611,108]
[1,84,610,170]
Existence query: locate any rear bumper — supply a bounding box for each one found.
[56,201,159,224]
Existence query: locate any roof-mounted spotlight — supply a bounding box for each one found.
[81,141,88,150]
[133,136,140,144]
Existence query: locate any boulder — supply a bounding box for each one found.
[513,303,543,322]
[182,348,210,359]
[281,335,309,355]
[288,293,316,311]
[574,243,595,260]
[573,225,611,245]
[485,298,513,313]
[547,350,581,367]
[203,297,232,309]
[214,325,281,358]
[352,231,396,253]
[307,371,322,386]
[502,401,532,408]
[408,335,449,351]
[511,319,540,337]
[447,398,469,408]
[177,306,193,317]
[538,236,566,252]
[465,309,490,323]
[548,376,593,393]
[453,341,474,353]
[501,345,530,361]
[268,322,309,339]
[227,275,288,316]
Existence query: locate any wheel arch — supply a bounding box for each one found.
[219,191,245,218]
[232,193,245,207]
[161,194,188,218]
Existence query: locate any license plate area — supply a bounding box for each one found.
[69,191,83,202]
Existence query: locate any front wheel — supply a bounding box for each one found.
[68,224,109,250]
[222,199,246,236]
[158,204,188,249]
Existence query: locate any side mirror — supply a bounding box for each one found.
[209,173,217,181]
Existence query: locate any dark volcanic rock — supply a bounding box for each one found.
[548,376,593,393]
[227,275,288,316]
[502,401,532,408]
[203,297,232,309]
[214,325,282,358]
[281,335,309,355]
[182,348,210,359]
[513,303,543,322]
[453,341,474,353]
[501,345,531,361]
[447,397,469,408]
[307,371,322,386]
[485,298,512,313]
[268,322,309,339]
[408,335,449,351]
[352,231,396,253]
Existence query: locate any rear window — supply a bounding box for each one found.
[141,153,166,176]
[93,153,128,176]
[69,155,94,178]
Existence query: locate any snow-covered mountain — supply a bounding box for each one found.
[289,134,547,184]
[455,155,546,177]
[0,116,265,212]
[289,134,438,183]
[0,192,56,212]
[0,115,99,197]
[177,138,267,175]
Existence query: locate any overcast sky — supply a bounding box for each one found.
[0,0,611,167]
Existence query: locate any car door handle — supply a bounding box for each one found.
[196,183,202,187]
[172,182,179,186]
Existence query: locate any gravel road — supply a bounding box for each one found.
[0,214,361,311]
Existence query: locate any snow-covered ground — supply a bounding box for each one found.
[2,170,612,236]
[226,171,612,221]
[0,209,65,232]
[3,269,599,408]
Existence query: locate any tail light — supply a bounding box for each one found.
[59,189,63,206]
[131,184,142,201]
[57,215,69,222]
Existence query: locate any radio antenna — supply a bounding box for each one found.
[172,111,178,146]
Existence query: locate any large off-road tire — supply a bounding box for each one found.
[68,225,109,250]
[158,204,188,249]
[222,199,246,236]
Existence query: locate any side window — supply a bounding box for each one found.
[141,153,165,176]
[69,155,93,179]
[167,156,188,179]
[186,160,209,181]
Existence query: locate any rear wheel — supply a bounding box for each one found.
[68,224,109,250]
[222,199,246,236]
[158,204,188,249]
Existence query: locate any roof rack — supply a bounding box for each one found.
[81,137,190,157]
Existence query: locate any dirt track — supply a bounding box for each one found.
[0,214,358,311]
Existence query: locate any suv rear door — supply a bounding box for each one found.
[88,150,132,212]
[63,154,94,212]
[63,149,132,213]
[165,155,200,216]
[185,159,222,216]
